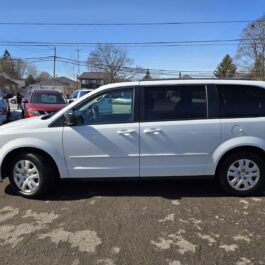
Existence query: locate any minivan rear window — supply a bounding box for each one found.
[217,85,265,118]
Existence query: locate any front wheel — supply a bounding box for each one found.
[218,152,265,196]
[8,153,56,198]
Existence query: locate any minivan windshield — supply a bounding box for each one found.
[70,91,79,99]
[31,93,67,104]
[79,90,90,97]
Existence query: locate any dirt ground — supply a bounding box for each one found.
[1,178,265,265]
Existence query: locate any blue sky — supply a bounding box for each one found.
[0,0,264,79]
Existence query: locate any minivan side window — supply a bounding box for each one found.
[217,85,265,118]
[73,88,134,125]
[143,85,207,121]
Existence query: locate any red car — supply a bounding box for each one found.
[24,90,67,118]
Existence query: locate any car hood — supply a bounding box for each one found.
[0,116,45,134]
[27,103,67,112]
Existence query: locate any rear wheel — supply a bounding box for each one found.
[218,152,265,196]
[8,153,56,198]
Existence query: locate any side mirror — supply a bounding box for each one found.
[64,111,76,126]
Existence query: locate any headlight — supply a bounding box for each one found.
[28,109,40,115]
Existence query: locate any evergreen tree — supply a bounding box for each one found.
[25,74,36,86]
[214,55,237,79]
[143,69,152,80]
[0,49,16,76]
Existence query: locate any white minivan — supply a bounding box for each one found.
[1,80,265,198]
[68,89,93,103]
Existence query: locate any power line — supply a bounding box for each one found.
[0,38,247,44]
[0,38,255,48]
[10,56,263,78]
[0,19,264,26]
[13,56,53,60]
[0,43,241,48]
[8,55,257,75]
[53,58,219,74]
[59,59,215,74]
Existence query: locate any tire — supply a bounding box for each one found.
[8,153,56,198]
[218,152,265,196]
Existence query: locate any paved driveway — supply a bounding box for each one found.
[1,178,265,265]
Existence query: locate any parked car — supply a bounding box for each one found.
[0,94,10,124]
[24,89,67,118]
[69,89,93,103]
[1,80,265,198]
[9,96,17,105]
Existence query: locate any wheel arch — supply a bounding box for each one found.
[204,136,265,177]
[215,145,265,176]
[1,147,61,181]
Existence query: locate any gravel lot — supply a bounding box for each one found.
[1,177,265,265]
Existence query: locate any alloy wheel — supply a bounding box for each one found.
[13,160,40,194]
[227,159,260,191]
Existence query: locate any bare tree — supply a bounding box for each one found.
[236,15,265,80]
[14,59,37,79]
[87,44,142,82]
[36,71,52,82]
[0,50,37,79]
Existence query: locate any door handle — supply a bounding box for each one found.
[118,129,136,136]
[143,128,161,135]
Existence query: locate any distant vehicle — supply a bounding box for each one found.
[69,89,93,103]
[0,91,10,124]
[9,96,17,105]
[24,89,67,118]
[9,95,25,106]
[0,98,9,124]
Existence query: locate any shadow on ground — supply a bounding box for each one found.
[4,178,242,201]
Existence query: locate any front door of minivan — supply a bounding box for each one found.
[140,85,221,177]
[63,87,140,178]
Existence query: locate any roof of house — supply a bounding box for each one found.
[0,72,24,81]
[31,77,74,87]
[78,72,109,80]
[55,76,75,85]
[0,76,17,86]
[31,80,64,87]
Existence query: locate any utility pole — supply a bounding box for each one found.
[77,47,80,88]
[53,47,56,89]
[179,72,182,79]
